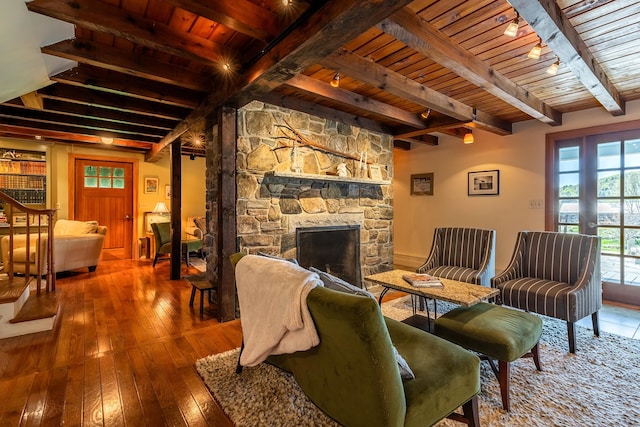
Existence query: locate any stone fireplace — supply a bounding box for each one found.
[234,101,394,282]
[296,225,362,287]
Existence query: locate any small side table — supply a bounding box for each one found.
[185,273,215,315]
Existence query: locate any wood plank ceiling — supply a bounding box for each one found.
[1,0,640,160]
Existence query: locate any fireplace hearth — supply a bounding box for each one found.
[296,225,362,288]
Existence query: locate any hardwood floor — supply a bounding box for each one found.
[0,259,241,426]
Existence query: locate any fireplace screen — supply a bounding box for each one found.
[296,225,362,288]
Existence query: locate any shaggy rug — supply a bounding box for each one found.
[195,297,640,426]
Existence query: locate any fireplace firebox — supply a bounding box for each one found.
[296,225,362,288]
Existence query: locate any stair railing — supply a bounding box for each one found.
[0,191,56,293]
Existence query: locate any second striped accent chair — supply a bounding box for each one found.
[417,227,496,287]
[492,231,601,353]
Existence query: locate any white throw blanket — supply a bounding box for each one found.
[235,255,322,367]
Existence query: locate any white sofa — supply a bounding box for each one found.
[1,219,107,275]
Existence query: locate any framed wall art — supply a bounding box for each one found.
[144,176,159,194]
[410,173,434,196]
[369,164,383,180]
[468,170,499,196]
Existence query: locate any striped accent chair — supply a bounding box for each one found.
[417,227,496,287]
[492,231,601,353]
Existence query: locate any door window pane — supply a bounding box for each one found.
[84,177,97,188]
[559,147,579,172]
[601,255,621,283]
[84,165,97,176]
[598,141,620,169]
[558,225,579,233]
[599,227,621,255]
[597,171,619,197]
[624,139,640,168]
[624,229,640,256]
[559,173,579,197]
[113,178,125,189]
[598,200,620,225]
[624,169,640,196]
[559,200,579,224]
[114,167,125,177]
[99,166,111,177]
[99,178,112,188]
[623,257,640,285]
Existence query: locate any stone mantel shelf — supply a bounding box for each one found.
[264,171,390,185]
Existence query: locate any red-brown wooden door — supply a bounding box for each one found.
[74,159,134,260]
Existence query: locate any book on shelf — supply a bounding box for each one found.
[402,273,444,288]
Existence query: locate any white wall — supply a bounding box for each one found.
[394,99,640,271]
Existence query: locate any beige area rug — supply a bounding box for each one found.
[195,297,640,426]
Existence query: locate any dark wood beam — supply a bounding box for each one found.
[162,0,279,43]
[284,74,427,129]
[0,105,166,139]
[393,140,411,150]
[394,118,466,139]
[147,0,414,162]
[170,138,182,280]
[322,49,512,136]
[219,106,237,322]
[28,0,228,68]
[383,9,563,126]
[40,99,177,130]
[42,39,211,92]
[0,124,152,149]
[38,84,189,121]
[509,0,625,115]
[394,134,438,146]
[51,66,203,109]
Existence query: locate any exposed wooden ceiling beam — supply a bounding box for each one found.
[20,91,44,110]
[147,0,414,161]
[162,0,280,43]
[509,0,625,115]
[27,0,228,68]
[393,118,466,139]
[38,84,190,121]
[284,74,428,129]
[322,49,512,136]
[51,66,203,109]
[382,8,563,126]
[42,39,211,92]
[394,134,438,146]
[0,105,166,139]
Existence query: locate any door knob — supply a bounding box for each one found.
[124,214,132,220]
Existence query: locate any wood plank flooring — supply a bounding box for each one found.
[0,259,241,426]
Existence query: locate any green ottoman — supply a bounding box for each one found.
[434,302,542,411]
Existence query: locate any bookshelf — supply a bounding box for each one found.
[0,149,47,207]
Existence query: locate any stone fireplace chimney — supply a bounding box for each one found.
[233,101,394,281]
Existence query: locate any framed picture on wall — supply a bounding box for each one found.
[410,173,434,195]
[144,176,159,194]
[468,170,500,196]
[165,185,171,200]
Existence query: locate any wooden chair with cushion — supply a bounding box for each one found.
[492,231,601,353]
[418,227,496,287]
[150,221,203,267]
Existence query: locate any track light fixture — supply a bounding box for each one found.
[546,58,560,75]
[504,11,520,37]
[330,72,340,88]
[528,37,542,60]
[463,132,474,144]
[420,108,431,120]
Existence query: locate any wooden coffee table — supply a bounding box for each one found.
[365,269,499,331]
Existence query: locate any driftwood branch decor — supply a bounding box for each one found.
[273,119,371,165]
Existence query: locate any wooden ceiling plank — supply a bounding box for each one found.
[27,0,227,68]
[51,66,203,109]
[162,0,278,43]
[20,91,44,110]
[383,8,563,126]
[509,0,625,115]
[38,84,189,121]
[284,74,427,129]
[41,39,211,92]
[322,48,511,135]
[148,0,416,161]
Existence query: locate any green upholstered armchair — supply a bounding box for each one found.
[230,252,481,427]
[492,231,601,353]
[418,227,496,287]
[150,221,202,267]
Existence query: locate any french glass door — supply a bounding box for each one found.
[555,129,640,305]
